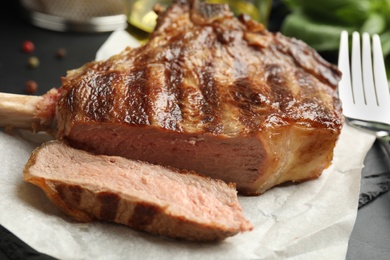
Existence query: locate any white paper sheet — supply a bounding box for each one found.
[0,30,377,260]
[95,30,140,61]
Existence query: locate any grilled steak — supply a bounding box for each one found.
[10,0,343,195]
[24,140,253,241]
[51,0,343,194]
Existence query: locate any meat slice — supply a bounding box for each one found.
[1,0,343,195]
[23,140,253,241]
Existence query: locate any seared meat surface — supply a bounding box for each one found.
[24,140,253,241]
[36,0,342,195]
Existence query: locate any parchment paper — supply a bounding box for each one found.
[0,30,376,260]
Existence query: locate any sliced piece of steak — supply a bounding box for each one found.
[23,140,253,241]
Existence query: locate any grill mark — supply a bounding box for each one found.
[197,60,222,133]
[164,64,183,130]
[56,184,83,206]
[230,77,265,130]
[68,185,83,205]
[294,69,320,100]
[264,63,293,113]
[155,44,184,131]
[224,52,270,131]
[97,192,120,222]
[63,86,78,115]
[170,27,219,133]
[293,70,336,125]
[177,83,204,131]
[128,203,160,229]
[123,67,150,125]
[83,72,116,122]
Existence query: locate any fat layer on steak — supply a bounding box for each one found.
[24,140,253,241]
[39,0,343,194]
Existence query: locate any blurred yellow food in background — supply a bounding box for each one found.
[125,0,272,42]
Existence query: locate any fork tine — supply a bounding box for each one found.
[372,34,390,107]
[338,31,354,109]
[338,31,390,147]
[362,32,376,106]
[351,31,365,106]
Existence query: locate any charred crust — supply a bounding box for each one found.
[54,183,94,222]
[230,77,266,129]
[56,184,80,203]
[197,61,223,134]
[63,86,78,115]
[84,72,116,122]
[215,27,235,44]
[56,0,343,138]
[67,185,83,205]
[123,68,150,125]
[264,64,293,112]
[191,0,230,21]
[128,203,160,229]
[161,46,184,131]
[238,14,264,32]
[97,192,120,221]
[274,33,342,89]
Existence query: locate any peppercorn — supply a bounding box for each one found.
[27,56,39,69]
[25,80,38,94]
[22,40,35,53]
[55,48,66,59]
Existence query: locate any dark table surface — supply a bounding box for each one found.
[1,1,390,259]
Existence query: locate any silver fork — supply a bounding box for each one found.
[338,30,390,156]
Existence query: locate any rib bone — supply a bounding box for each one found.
[0,93,42,130]
[0,88,58,132]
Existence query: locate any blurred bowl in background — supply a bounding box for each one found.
[19,0,128,33]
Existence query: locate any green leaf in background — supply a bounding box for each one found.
[281,0,390,87]
[284,0,354,12]
[380,30,390,56]
[374,0,390,24]
[281,13,357,52]
[360,12,386,35]
[333,1,371,25]
[283,0,371,25]
[281,0,389,52]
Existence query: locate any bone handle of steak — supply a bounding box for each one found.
[0,92,43,130]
